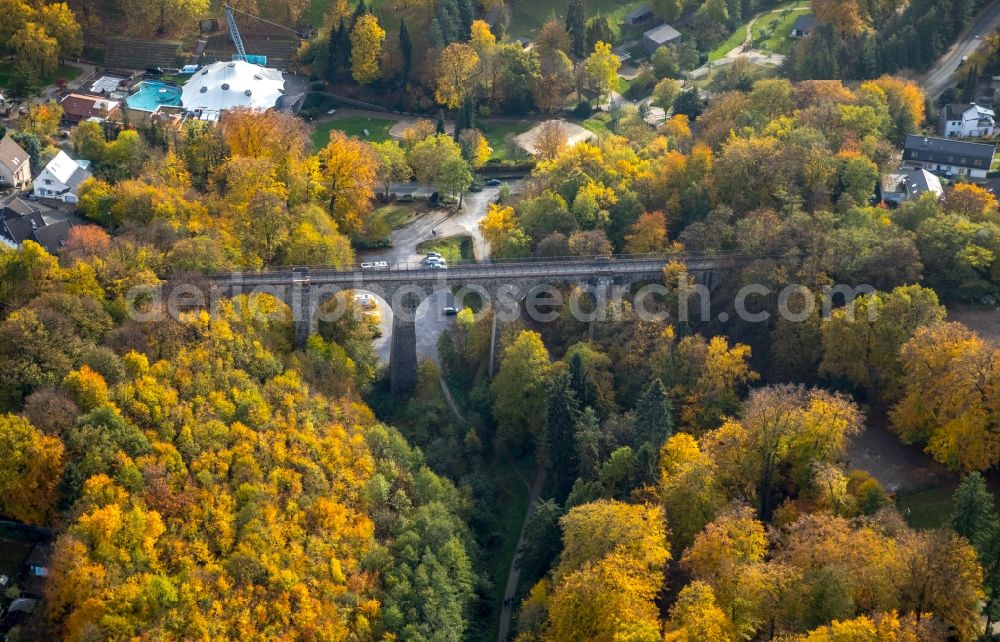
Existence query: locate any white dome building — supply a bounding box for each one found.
[181,60,285,120]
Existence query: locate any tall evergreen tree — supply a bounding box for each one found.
[634,378,673,447]
[950,472,997,550]
[574,407,602,481]
[350,0,368,27]
[566,0,587,59]
[399,20,412,83]
[544,373,581,503]
[436,110,447,135]
[950,473,1000,634]
[584,16,613,55]
[568,351,596,410]
[456,0,475,39]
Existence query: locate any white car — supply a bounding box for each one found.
[423,255,446,266]
[354,293,377,310]
[426,251,443,260]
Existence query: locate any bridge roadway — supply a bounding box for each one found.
[200,254,732,289]
[166,253,738,392]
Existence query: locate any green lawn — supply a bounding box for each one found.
[478,455,536,642]
[708,24,751,62]
[355,203,416,248]
[752,3,810,55]
[579,112,613,136]
[416,235,475,263]
[504,0,648,42]
[691,60,777,91]
[311,116,396,149]
[896,486,956,529]
[0,61,82,90]
[708,0,809,61]
[478,120,532,162]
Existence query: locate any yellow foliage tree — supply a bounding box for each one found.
[350,14,385,84]
[317,130,378,234]
[436,43,480,108]
[0,414,64,525]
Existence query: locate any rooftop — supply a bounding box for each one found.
[903,134,997,162]
[180,60,285,118]
[43,151,92,190]
[643,23,681,43]
[792,14,818,32]
[0,135,28,174]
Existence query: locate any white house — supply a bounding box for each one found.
[938,103,996,138]
[0,134,30,189]
[33,151,92,203]
[902,135,996,179]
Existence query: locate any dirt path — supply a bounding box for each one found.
[497,466,546,642]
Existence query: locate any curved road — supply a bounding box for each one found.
[923,0,1000,98]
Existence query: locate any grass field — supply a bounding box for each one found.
[478,455,535,642]
[0,62,82,90]
[580,112,613,136]
[691,60,777,90]
[479,120,532,162]
[311,116,396,148]
[752,2,810,55]
[356,203,417,248]
[416,235,475,262]
[896,486,955,529]
[505,0,648,41]
[708,0,809,61]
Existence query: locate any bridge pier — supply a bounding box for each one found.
[291,271,313,348]
[390,292,421,394]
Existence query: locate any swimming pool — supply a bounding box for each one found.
[125,81,183,112]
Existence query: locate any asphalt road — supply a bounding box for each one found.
[359,184,515,364]
[923,0,1000,98]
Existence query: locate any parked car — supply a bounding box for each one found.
[354,293,377,311]
[423,255,446,266]
[443,293,458,315]
[428,263,448,270]
[425,252,443,260]
[485,179,502,187]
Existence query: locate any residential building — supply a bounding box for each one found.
[0,135,30,189]
[901,135,996,179]
[880,166,944,206]
[0,197,83,253]
[790,15,817,38]
[938,103,996,138]
[59,93,120,124]
[624,6,653,26]
[33,151,92,203]
[642,23,681,54]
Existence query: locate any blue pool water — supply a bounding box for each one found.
[125,81,183,112]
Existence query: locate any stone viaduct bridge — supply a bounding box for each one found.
[160,254,738,393]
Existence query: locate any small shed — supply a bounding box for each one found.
[642,23,681,54]
[624,6,653,26]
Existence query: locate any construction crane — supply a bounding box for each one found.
[224,3,310,66]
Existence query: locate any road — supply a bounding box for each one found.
[359,184,512,363]
[923,0,1000,98]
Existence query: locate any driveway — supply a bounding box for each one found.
[361,182,520,364]
[923,0,1000,97]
